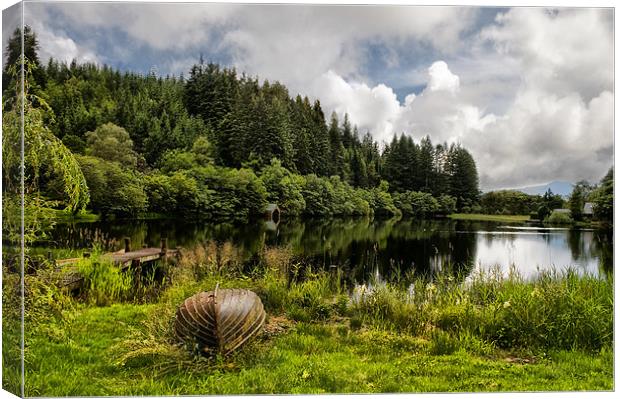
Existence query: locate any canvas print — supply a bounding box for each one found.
[1,0,614,396]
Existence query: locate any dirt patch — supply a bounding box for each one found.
[504,356,537,364]
[263,315,295,337]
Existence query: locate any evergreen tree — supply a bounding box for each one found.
[418,136,435,193]
[341,113,354,149]
[327,112,346,177]
[3,25,46,91]
[350,149,369,187]
[310,100,331,176]
[446,144,479,211]
[289,95,314,174]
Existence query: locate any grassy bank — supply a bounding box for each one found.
[449,213,531,223]
[24,304,613,396]
[10,245,614,395]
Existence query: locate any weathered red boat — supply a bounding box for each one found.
[174,287,266,355]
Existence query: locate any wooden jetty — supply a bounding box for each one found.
[55,237,179,289]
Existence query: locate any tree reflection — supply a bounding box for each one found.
[39,216,611,283]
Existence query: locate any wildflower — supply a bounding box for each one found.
[502,301,511,308]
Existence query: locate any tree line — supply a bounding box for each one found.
[4,27,480,221]
[479,171,613,224]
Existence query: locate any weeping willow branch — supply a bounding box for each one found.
[2,58,90,247]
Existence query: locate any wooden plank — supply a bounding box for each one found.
[56,248,178,266]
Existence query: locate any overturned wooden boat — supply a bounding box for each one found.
[174,287,266,355]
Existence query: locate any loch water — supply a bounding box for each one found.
[41,217,613,284]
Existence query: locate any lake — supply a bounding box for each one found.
[39,217,612,284]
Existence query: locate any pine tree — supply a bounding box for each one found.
[446,144,479,211]
[328,112,346,177]
[310,100,331,176]
[418,136,435,193]
[341,113,354,149]
[350,149,369,187]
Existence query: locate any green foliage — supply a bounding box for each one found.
[189,165,267,221]
[544,211,573,225]
[446,145,479,211]
[437,195,457,214]
[568,181,592,221]
[159,150,196,173]
[362,181,399,217]
[18,36,483,219]
[143,172,207,217]
[158,135,214,173]
[481,190,541,215]
[77,252,133,306]
[3,58,89,252]
[590,167,613,223]
[393,191,447,217]
[77,155,147,216]
[259,159,306,215]
[299,174,376,217]
[191,135,215,165]
[62,134,87,153]
[301,174,335,216]
[85,122,139,168]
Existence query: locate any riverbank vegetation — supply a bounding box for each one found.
[448,214,531,223]
[479,172,614,227]
[2,245,612,395]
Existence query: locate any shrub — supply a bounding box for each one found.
[77,252,133,306]
[544,211,573,225]
[189,165,267,220]
[259,158,306,215]
[77,155,148,216]
[301,174,335,216]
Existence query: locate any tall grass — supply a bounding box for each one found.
[163,245,613,353]
[77,251,133,306]
[348,266,612,352]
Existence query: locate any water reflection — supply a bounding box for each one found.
[39,217,612,283]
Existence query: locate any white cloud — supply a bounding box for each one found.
[312,8,613,189]
[35,26,99,64]
[309,70,403,143]
[480,8,613,101]
[427,61,459,94]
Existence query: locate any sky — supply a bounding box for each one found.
[2,1,615,190]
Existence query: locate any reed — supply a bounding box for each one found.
[77,250,133,306]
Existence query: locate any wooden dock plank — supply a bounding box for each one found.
[55,248,178,267]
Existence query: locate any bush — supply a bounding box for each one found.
[544,211,573,225]
[77,155,147,216]
[77,252,133,306]
[189,165,267,220]
[259,158,306,215]
[363,181,399,217]
[301,174,335,216]
[393,190,446,217]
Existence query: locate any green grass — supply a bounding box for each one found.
[15,245,614,395]
[52,209,100,222]
[22,304,612,396]
[449,213,531,223]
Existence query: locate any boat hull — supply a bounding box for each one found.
[174,288,266,355]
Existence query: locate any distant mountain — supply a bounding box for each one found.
[514,181,574,197]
